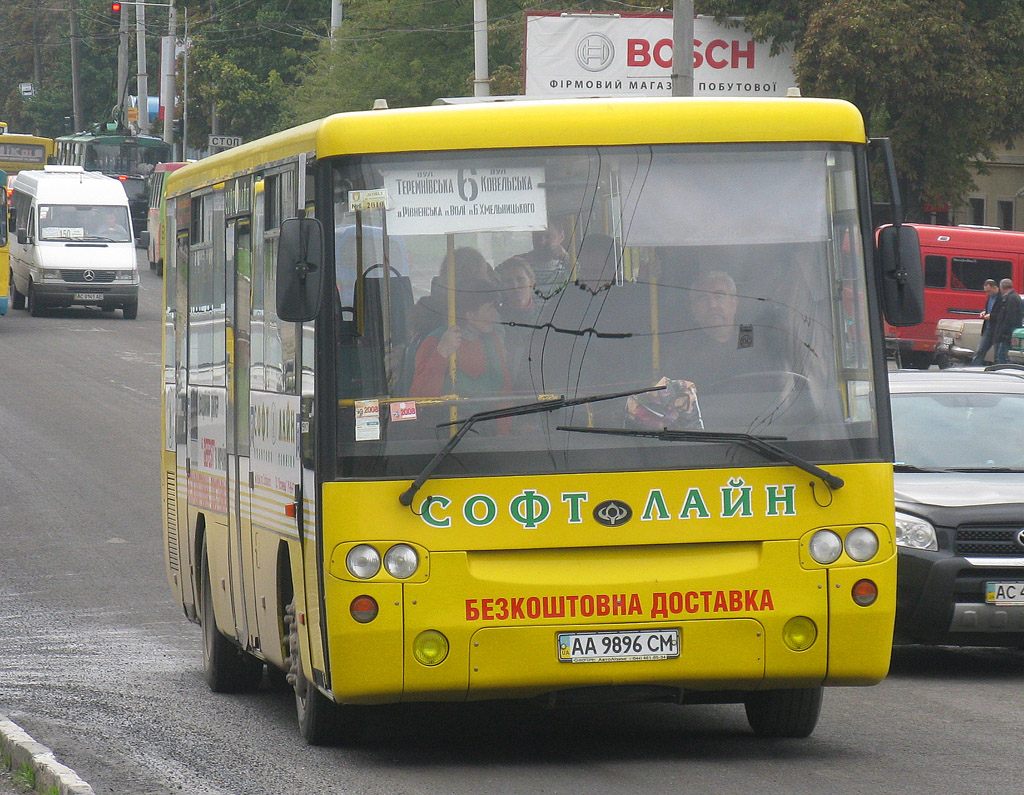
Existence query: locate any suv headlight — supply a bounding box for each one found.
[894,510,938,551]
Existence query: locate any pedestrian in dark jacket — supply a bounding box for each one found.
[992,278,1022,364]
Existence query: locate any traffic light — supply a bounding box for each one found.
[110,2,122,22]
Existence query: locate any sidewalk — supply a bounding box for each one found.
[0,715,93,795]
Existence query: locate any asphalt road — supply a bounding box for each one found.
[0,255,1022,794]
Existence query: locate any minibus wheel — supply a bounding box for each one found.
[10,272,24,310]
[744,686,823,738]
[200,540,264,693]
[28,281,45,317]
[122,300,138,320]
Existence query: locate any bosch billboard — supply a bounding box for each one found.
[524,13,796,98]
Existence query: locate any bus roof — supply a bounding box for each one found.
[907,223,1024,253]
[167,97,865,197]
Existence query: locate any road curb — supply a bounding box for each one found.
[0,715,94,795]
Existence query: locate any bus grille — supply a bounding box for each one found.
[61,270,116,282]
[954,526,1024,557]
[166,470,179,573]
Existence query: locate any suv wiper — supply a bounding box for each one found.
[398,384,666,507]
[555,426,845,490]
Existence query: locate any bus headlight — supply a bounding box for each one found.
[844,527,879,562]
[808,529,843,564]
[345,544,380,579]
[894,511,938,551]
[383,544,418,579]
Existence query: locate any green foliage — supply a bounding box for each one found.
[697,0,1024,217]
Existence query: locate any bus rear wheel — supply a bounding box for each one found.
[285,598,354,745]
[200,543,264,693]
[744,686,823,738]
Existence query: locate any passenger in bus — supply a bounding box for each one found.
[412,247,494,337]
[495,256,537,381]
[410,274,511,398]
[516,222,569,292]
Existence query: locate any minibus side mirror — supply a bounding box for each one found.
[277,216,326,323]
[139,230,150,249]
[16,227,27,246]
[878,224,925,326]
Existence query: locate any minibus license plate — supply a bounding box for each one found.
[75,292,103,301]
[986,582,1024,604]
[557,628,680,663]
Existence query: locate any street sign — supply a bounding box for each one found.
[18,82,34,98]
[209,135,243,148]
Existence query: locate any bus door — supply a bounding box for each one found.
[226,198,260,653]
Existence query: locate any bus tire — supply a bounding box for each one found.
[122,301,138,320]
[201,543,264,694]
[285,598,352,746]
[744,686,823,738]
[10,273,25,310]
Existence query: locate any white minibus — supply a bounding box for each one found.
[9,165,139,318]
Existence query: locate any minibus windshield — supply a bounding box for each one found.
[39,204,132,243]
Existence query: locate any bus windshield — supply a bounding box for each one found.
[330,143,878,478]
[83,140,169,176]
[39,204,132,243]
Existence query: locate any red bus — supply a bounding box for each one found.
[885,224,1024,368]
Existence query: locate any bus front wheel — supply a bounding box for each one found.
[744,686,823,738]
[285,598,354,745]
[200,544,264,693]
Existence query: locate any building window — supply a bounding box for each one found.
[969,197,985,226]
[998,200,1013,230]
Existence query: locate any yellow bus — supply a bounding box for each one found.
[161,97,923,744]
[0,133,55,315]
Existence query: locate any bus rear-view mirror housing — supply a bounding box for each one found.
[277,217,325,323]
[878,224,925,327]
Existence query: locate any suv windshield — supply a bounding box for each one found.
[39,204,132,242]
[892,389,1024,470]
[327,143,880,478]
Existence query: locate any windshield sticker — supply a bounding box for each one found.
[349,188,390,212]
[418,480,798,529]
[389,401,417,422]
[381,166,548,235]
[354,399,381,441]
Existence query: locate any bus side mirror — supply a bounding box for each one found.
[16,227,27,245]
[277,216,326,322]
[878,224,924,327]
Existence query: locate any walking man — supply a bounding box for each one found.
[992,278,1022,364]
[970,278,1001,365]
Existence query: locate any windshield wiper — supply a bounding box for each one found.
[944,466,1024,473]
[893,464,952,473]
[398,384,666,507]
[555,426,845,491]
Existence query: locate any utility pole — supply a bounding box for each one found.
[69,0,84,131]
[472,0,489,97]
[330,0,342,38]
[162,1,176,146]
[136,0,149,133]
[671,0,694,97]
[118,2,131,128]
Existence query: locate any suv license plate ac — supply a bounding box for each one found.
[985,582,1024,604]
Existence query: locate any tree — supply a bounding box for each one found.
[696,0,1024,219]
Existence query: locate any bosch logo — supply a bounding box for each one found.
[83,270,96,282]
[1016,528,1024,550]
[576,34,614,72]
[593,500,632,527]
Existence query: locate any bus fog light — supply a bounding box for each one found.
[852,579,878,606]
[808,530,843,564]
[845,527,879,562]
[413,630,449,666]
[384,544,418,579]
[782,616,817,651]
[350,595,378,623]
[346,544,380,579]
